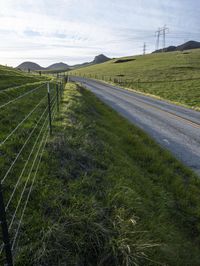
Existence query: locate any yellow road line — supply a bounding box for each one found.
[134,98,200,129]
[82,79,200,130]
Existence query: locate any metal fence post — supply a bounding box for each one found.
[47,83,52,135]
[56,83,59,112]
[59,82,62,102]
[61,81,64,94]
[0,183,13,266]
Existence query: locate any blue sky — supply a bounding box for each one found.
[0,0,199,67]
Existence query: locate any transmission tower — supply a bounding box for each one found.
[143,42,146,55]
[155,25,169,51]
[162,25,169,51]
[155,28,161,50]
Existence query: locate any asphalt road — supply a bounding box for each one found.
[70,76,200,175]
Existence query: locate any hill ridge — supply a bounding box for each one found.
[17,54,111,71]
[153,40,200,53]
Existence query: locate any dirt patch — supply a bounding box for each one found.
[114,59,136,64]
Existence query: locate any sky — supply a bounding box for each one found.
[0,0,199,67]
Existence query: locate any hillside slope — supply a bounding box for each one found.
[92,54,111,64]
[46,62,69,70]
[17,61,44,71]
[154,40,200,53]
[70,48,200,109]
[0,64,48,90]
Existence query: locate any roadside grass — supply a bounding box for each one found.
[14,83,200,266]
[70,49,200,109]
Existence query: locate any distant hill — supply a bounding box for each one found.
[92,54,111,64]
[71,54,111,69]
[17,62,44,71]
[46,62,69,70]
[17,54,111,72]
[177,41,200,51]
[153,41,200,53]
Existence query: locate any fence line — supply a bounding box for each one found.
[0,79,65,265]
[10,120,49,233]
[1,105,49,184]
[5,114,49,213]
[12,125,50,251]
[0,93,47,147]
[0,83,46,110]
[0,81,47,94]
[78,74,200,84]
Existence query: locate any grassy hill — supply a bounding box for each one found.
[70,49,200,109]
[0,65,49,90]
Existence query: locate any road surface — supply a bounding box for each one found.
[70,77,200,175]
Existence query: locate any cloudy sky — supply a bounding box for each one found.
[0,0,199,67]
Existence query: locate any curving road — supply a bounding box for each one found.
[70,76,200,175]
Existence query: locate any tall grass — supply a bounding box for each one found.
[14,83,200,266]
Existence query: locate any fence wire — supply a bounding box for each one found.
[0,79,64,265]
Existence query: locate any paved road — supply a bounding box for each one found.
[70,76,200,175]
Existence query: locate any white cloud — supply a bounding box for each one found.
[0,0,199,66]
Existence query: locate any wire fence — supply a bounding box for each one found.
[0,78,65,265]
[73,73,200,85]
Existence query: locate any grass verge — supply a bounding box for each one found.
[14,83,200,266]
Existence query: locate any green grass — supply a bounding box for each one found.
[0,66,57,265]
[0,64,49,90]
[70,49,200,109]
[14,83,200,266]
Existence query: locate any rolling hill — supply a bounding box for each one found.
[154,40,200,53]
[46,62,69,70]
[70,48,200,109]
[17,61,44,71]
[93,54,110,64]
[0,64,48,90]
[17,54,111,72]
[71,54,111,69]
